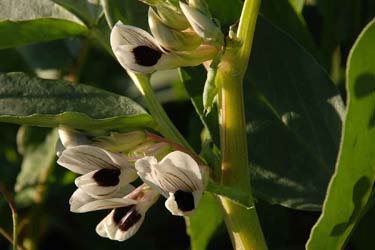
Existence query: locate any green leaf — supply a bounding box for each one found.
[181,16,345,211]
[15,127,58,207]
[0,19,88,49]
[306,19,375,250]
[0,72,155,131]
[260,0,318,60]
[206,180,253,209]
[101,0,149,29]
[50,0,102,26]
[186,192,223,250]
[0,0,77,20]
[205,0,242,31]
[0,0,88,49]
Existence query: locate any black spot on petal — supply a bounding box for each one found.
[119,210,142,231]
[113,205,135,224]
[174,190,195,212]
[93,168,121,187]
[133,45,162,66]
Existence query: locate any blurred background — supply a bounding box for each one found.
[0,0,375,249]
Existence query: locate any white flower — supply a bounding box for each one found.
[110,21,176,73]
[70,184,159,241]
[135,151,204,216]
[110,21,218,74]
[57,145,138,199]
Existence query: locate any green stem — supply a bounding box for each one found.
[0,185,18,250]
[216,0,267,249]
[128,73,193,151]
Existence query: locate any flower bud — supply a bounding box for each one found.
[93,131,147,153]
[174,44,218,66]
[58,127,91,149]
[148,7,201,51]
[130,141,172,160]
[179,2,223,44]
[155,4,190,30]
[188,0,211,16]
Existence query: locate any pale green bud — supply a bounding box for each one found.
[179,2,223,44]
[156,4,190,30]
[58,127,91,148]
[93,131,147,152]
[188,0,211,17]
[130,141,172,160]
[148,7,201,51]
[173,44,219,66]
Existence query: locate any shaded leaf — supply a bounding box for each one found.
[186,192,223,250]
[101,0,148,29]
[51,0,102,26]
[206,180,253,209]
[306,19,375,250]
[260,0,318,60]
[181,16,345,211]
[15,127,58,207]
[0,72,154,131]
[206,0,242,31]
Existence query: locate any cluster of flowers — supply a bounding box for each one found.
[110,0,223,73]
[56,128,206,241]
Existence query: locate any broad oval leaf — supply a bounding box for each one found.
[0,72,155,131]
[0,0,88,49]
[306,19,375,250]
[0,19,88,49]
[246,17,344,211]
[181,16,345,211]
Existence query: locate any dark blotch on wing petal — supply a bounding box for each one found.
[119,210,142,231]
[133,45,162,66]
[113,205,135,224]
[174,190,194,212]
[93,168,121,187]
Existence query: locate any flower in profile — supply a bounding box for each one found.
[135,151,204,216]
[57,145,138,198]
[110,21,218,74]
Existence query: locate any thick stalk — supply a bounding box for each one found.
[217,0,267,249]
[128,73,193,151]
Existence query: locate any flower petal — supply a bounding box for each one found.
[70,187,137,213]
[75,167,137,198]
[57,145,131,174]
[135,151,204,215]
[96,205,145,241]
[95,186,159,241]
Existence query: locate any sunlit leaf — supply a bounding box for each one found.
[0,0,88,49]
[186,192,223,250]
[0,72,155,131]
[306,19,375,250]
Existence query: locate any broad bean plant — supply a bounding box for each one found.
[0,0,374,250]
